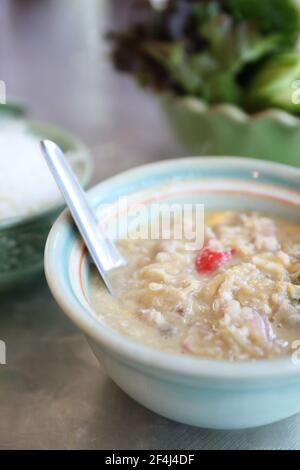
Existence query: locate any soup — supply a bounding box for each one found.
[90,211,300,361]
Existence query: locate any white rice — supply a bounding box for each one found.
[0,121,79,221]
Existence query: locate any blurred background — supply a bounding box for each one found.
[0,0,183,184]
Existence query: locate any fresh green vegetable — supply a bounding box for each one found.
[109,0,300,114]
[246,53,300,113]
[227,0,300,45]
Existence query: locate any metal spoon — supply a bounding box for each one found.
[40,139,124,293]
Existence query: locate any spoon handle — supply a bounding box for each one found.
[41,140,124,288]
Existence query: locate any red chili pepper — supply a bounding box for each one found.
[195,247,234,273]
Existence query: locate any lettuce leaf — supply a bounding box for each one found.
[227,0,300,44]
[246,52,300,113]
[109,0,300,112]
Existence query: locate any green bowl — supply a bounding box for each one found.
[161,94,300,166]
[0,102,26,120]
[0,118,92,293]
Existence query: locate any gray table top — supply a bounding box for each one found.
[1,0,300,450]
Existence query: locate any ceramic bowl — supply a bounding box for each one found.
[0,119,92,292]
[161,94,300,167]
[45,157,300,429]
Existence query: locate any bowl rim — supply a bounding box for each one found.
[0,119,93,230]
[45,156,300,382]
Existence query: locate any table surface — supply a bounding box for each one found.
[1,0,300,450]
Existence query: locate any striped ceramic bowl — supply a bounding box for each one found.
[45,157,300,429]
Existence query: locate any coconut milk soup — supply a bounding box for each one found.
[90,211,300,361]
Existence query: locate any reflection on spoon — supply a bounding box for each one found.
[40,139,124,294]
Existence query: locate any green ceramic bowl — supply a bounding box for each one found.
[161,94,300,167]
[0,117,92,293]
